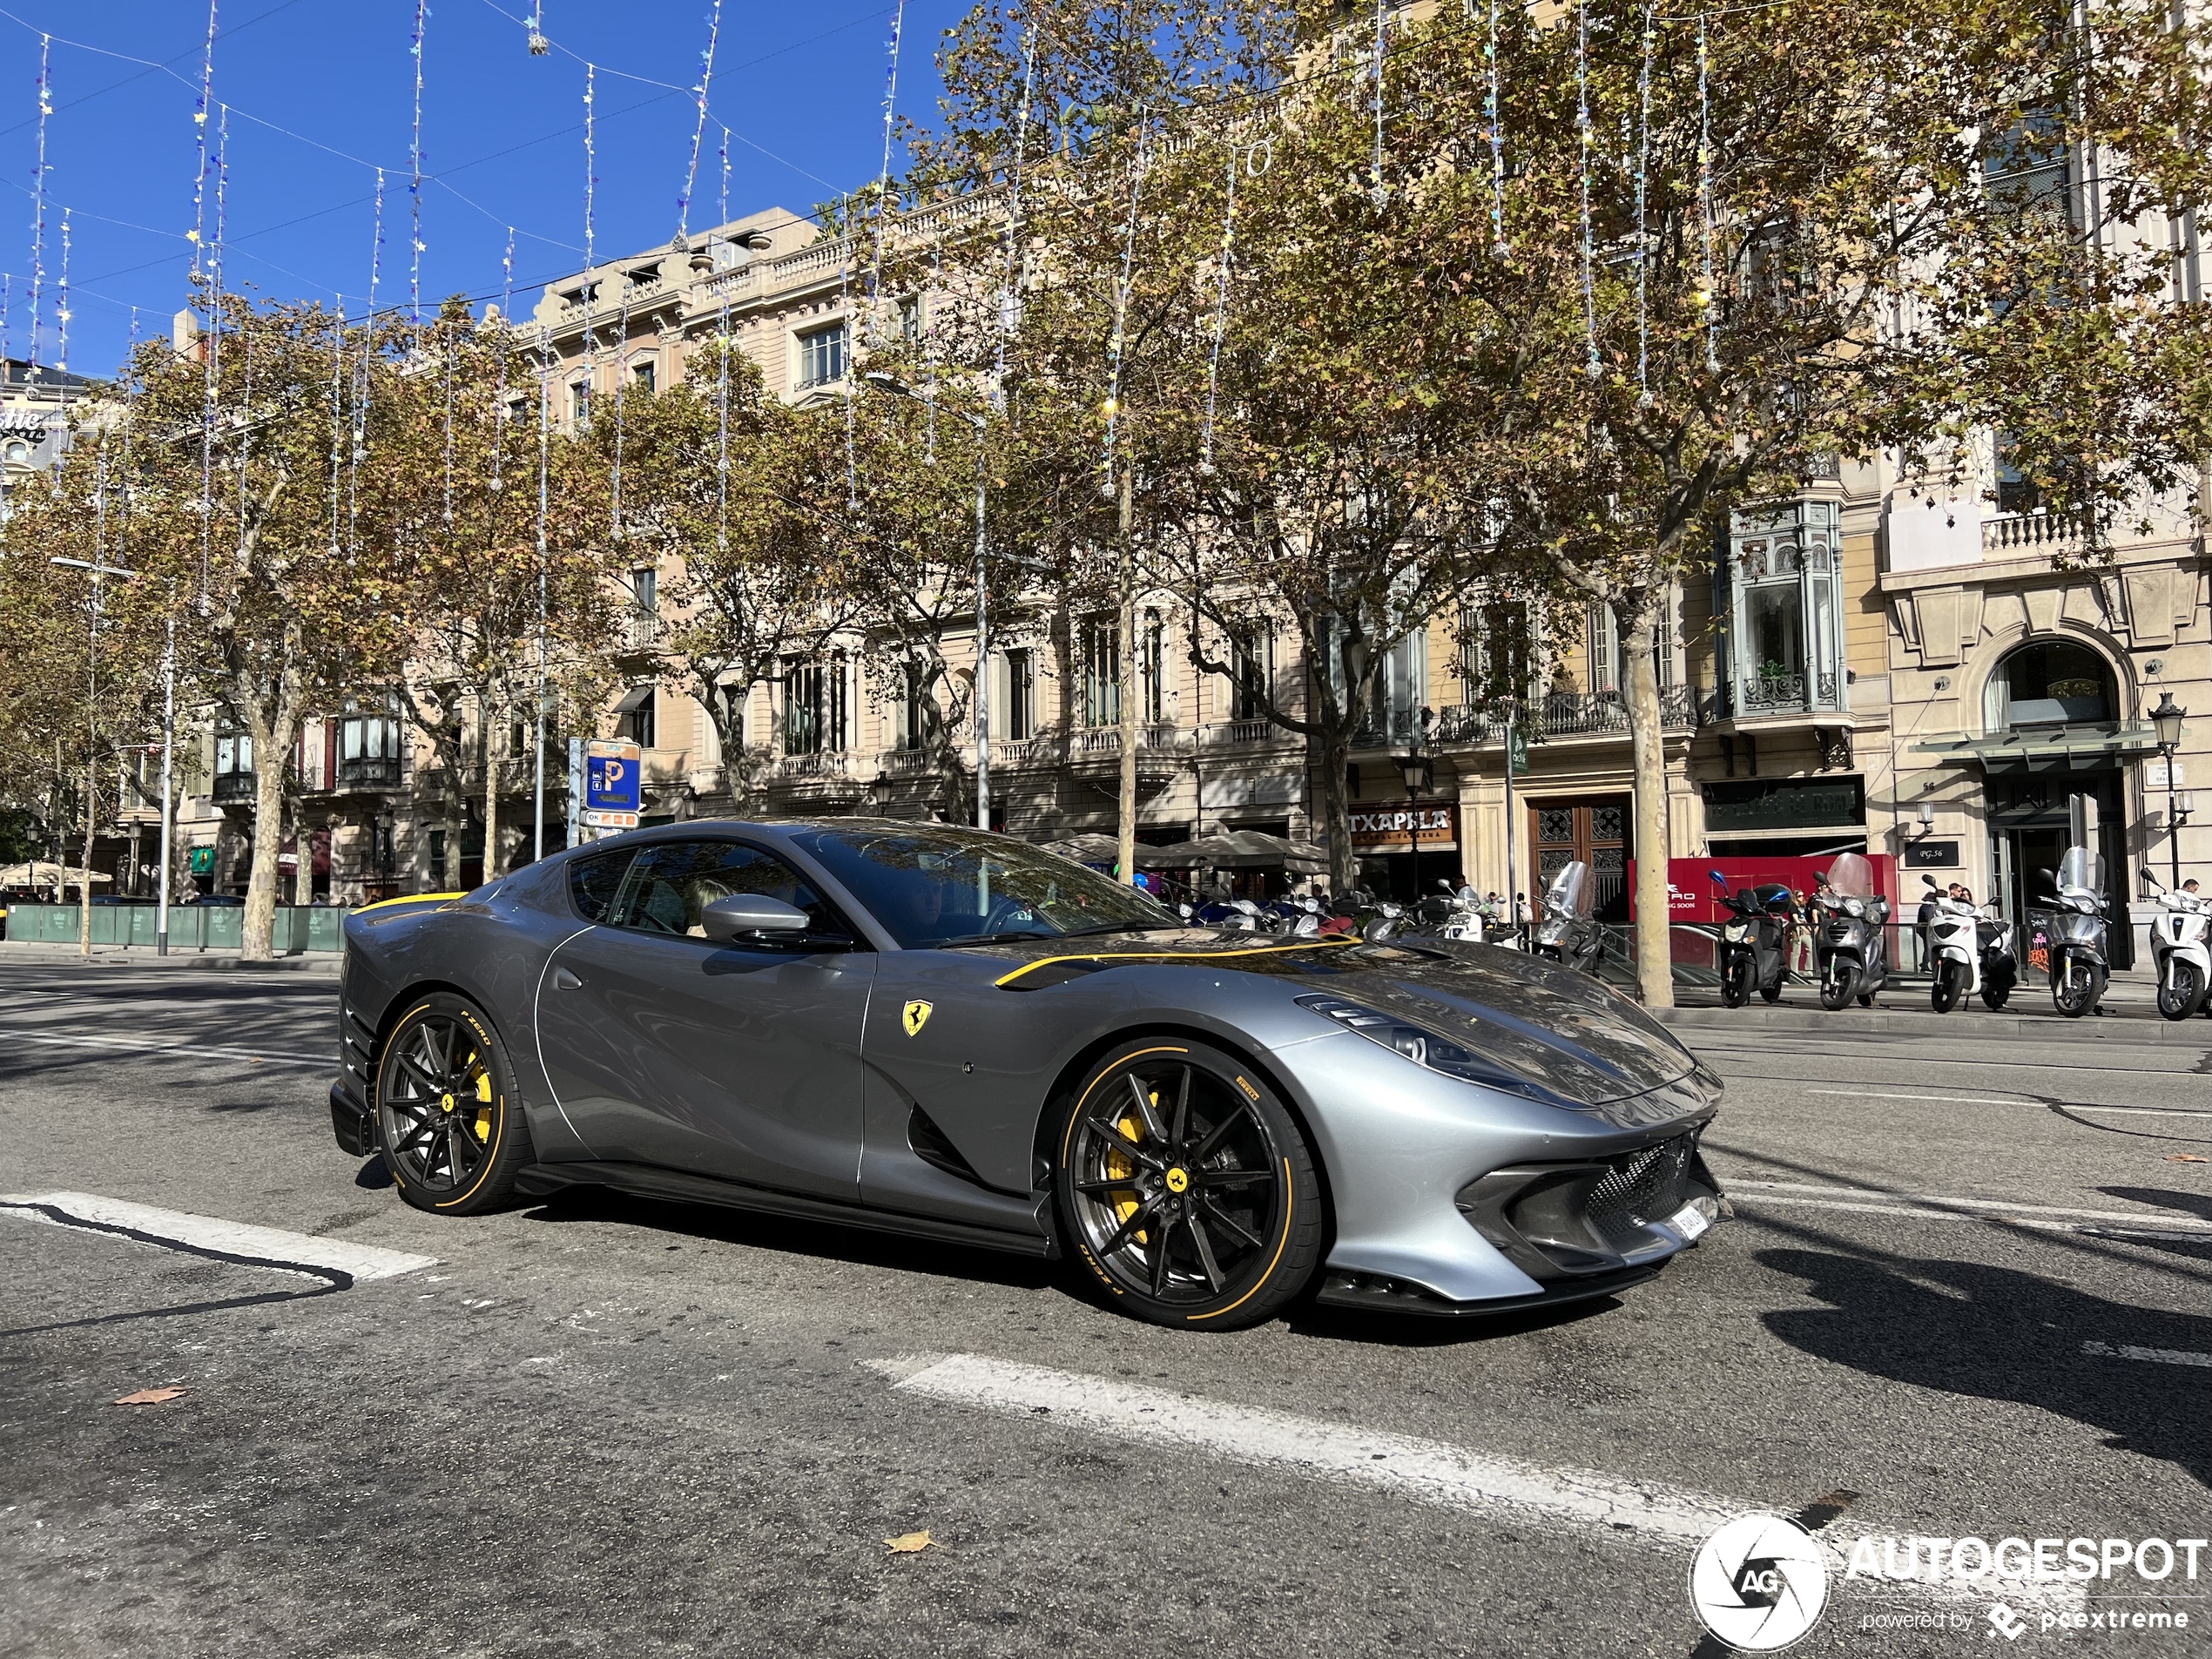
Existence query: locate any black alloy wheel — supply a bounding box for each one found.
[1818,962,1858,1011]
[375,992,533,1215]
[2051,954,2102,1019]
[1932,958,1966,1014]
[2158,960,2205,1022]
[1722,954,1751,1008]
[1056,1040,1323,1330]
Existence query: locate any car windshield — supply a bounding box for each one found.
[790,826,1179,948]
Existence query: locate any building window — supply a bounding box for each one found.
[632,567,658,612]
[711,239,744,272]
[216,733,253,777]
[797,322,846,389]
[897,294,922,345]
[1720,499,1844,717]
[1463,600,1533,705]
[1228,625,1271,722]
[618,687,657,750]
[891,663,929,751]
[785,658,849,755]
[999,649,1035,741]
[1083,620,1120,728]
[1369,629,1426,743]
[570,380,590,429]
[631,356,656,395]
[1982,639,2114,732]
[3,441,25,463]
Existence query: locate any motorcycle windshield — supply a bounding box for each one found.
[1546,860,1595,919]
[1827,853,1877,899]
[2058,846,2099,894]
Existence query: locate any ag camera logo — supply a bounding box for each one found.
[1689,1513,1831,1651]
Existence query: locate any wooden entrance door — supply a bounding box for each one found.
[1529,796,1630,917]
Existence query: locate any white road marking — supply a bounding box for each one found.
[1804,1087,2212,1121]
[0,1190,435,1283]
[2082,1340,2212,1369]
[0,1027,328,1069]
[873,1353,2080,1613]
[2079,1345,2212,1371]
[1728,1179,2212,1233]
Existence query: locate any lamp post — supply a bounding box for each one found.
[1396,707,1435,906]
[865,373,991,832]
[2154,690,2188,888]
[53,556,161,954]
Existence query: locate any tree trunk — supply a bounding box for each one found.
[241,723,293,961]
[1320,725,1355,896]
[295,812,315,907]
[482,701,503,883]
[1622,589,1674,1008]
[1116,468,1138,886]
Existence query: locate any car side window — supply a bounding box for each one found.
[568,850,635,923]
[606,841,850,942]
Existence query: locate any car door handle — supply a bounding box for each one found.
[552,968,583,991]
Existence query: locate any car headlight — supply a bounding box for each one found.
[1295,995,1553,1100]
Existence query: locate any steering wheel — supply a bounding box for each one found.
[979,895,1033,934]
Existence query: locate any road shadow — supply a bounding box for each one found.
[1284,1292,1622,1348]
[2097,1186,2212,1224]
[1759,1245,2212,1487]
[520,1185,1062,1296]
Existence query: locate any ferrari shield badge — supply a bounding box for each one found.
[902,1000,934,1038]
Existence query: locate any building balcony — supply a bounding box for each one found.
[1428,688,1700,749]
[1703,673,1848,726]
[877,746,937,780]
[621,611,663,655]
[991,738,1045,769]
[336,756,402,789]
[212,772,256,806]
[1199,718,1297,748]
[1069,723,1189,762]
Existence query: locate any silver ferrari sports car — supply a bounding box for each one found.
[332,819,1725,1329]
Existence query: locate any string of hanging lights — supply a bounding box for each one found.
[1487,0,1507,253]
[408,0,428,329]
[1576,0,1600,380]
[866,0,907,355]
[327,299,344,556]
[56,208,71,373]
[675,0,724,244]
[30,33,49,371]
[1635,2,1654,406]
[490,226,515,498]
[1101,121,1151,497]
[188,0,218,282]
[988,17,1038,429]
[1698,11,1719,371]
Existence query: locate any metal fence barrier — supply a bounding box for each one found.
[0,904,349,953]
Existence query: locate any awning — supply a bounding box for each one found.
[1705,825,1868,842]
[613,684,655,714]
[1911,720,2158,772]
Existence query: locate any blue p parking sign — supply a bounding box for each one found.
[583,739,642,830]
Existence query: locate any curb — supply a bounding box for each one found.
[1653,1002,2207,1044]
[0,946,339,973]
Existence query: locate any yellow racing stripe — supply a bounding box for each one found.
[995,935,1354,989]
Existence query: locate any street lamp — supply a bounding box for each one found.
[52,556,174,957]
[2153,690,2188,888]
[865,372,991,832]
[1395,707,1436,904]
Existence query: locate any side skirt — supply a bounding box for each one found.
[512,1161,1062,1261]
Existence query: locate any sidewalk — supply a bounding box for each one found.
[0,941,341,974]
[1655,966,2205,1042]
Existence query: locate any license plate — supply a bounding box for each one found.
[1669,1202,1711,1241]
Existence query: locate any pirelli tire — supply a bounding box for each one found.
[374,992,536,1217]
[1054,1038,1325,1331]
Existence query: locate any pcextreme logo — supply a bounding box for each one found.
[1689,1514,1831,1651]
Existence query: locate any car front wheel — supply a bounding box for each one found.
[375,992,534,1216]
[1055,1039,1323,1331]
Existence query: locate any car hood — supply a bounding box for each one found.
[983,930,1708,1111]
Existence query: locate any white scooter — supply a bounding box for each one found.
[2141,869,2212,1021]
[1921,876,1983,1013]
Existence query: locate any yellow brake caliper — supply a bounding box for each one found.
[1104,1089,1157,1246]
[471,1060,493,1143]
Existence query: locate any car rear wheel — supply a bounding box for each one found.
[1055,1040,1323,1331]
[376,992,534,1216]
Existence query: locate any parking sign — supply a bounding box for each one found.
[583,738,642,830]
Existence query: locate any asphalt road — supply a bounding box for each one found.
[3,960,2209,1657]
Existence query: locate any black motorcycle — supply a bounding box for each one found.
[1712,870,1796,1007]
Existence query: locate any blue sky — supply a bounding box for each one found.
[0,0,973,377]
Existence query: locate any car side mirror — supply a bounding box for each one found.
[699,894,812,941]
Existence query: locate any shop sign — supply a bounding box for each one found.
[1349,805,1457,852]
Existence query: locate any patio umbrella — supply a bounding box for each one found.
[1037,833,1125,868]
[1139,830,1329,874]
[0,861,112,891]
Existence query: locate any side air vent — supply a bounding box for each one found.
[907,1105,984,1186]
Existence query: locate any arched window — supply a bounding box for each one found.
[1982,638,2115,732]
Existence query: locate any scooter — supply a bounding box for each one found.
[1712,870,1796,1007]
[2140,869,2210,1021]
[1534,860,1606,977]
[1919,876,2016,1012]
[1413,880,1488,944]
[2036,846,2108,1019]
[1813,852,1891,1010]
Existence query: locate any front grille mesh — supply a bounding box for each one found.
[1582,1135,1696,1247]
